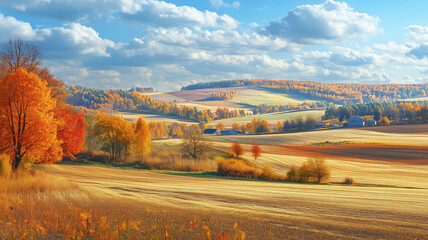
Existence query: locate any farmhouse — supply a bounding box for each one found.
[203,128,218,135]
[220,129,240,135]
[347,116,365,128]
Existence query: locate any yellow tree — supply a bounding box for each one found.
[134,117,151,161]
[92,114,133,163]
[0,68,61,170]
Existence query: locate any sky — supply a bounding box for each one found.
[0,0,428,91]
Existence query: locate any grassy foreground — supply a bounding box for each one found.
[0,172,246,240]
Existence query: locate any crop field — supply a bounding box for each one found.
[35,164,428,239]
[228,87,315,106]
[112,110,197,125]
[208,126,428,146]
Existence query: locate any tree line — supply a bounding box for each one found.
[323,101,428,124]
[252,101,331,114]
[208,91,238,100]
[65,85,248,123]
[182,79,428,105]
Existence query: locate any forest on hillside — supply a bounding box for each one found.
[182,79,428,105]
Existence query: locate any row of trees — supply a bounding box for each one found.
[323,101,428,124]
[0,39,86,171]
[209,91,238,100]
[65,85,248,123]
[230,118,270,133]
[252,101,331,114]
[182,79,428,105]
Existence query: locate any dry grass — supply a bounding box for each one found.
[41,165,428,239]
[218,159,285,181]
[0,171,78,194]
[136,156,217,172]
[0,173,247,239]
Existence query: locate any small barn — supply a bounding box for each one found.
[203,128,218,135]
[347,116,365,128]
[219,130,239,135]
[366,119,377,127]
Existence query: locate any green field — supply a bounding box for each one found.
[228,87,316,106]
[219,110,325,122]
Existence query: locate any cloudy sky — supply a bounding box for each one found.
[1,0,427,90]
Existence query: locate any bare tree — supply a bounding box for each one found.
[0,38,43,75]
[182,130,209,160]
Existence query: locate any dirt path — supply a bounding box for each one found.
[44,165,428,239]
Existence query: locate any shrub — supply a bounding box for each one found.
[0,154,12,177]
[286,166,299,182]
[261,164,275,180]
[287,158,331,183]
[218,159,261,179]
[343,177,355,185]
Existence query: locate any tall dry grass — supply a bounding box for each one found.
[218,159,285,181]
[0,172,247,239]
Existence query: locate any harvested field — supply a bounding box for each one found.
[209,128,428,146]
[362,123,428,134]
[42,165,428,239]
[112,110,197,124]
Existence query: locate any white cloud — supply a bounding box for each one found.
[209,0,240,9]
[37,23,115,58]
[0,13,37,41]
[406,25,428,59]
[120,0,238,29]
[0,0,239,29]
[261,0,380,44]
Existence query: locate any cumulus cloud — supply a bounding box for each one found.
[0,0,239,29]
[260,0,379,44]
[0,13,37,41]
[120,0,238,29]
[0,15,115,58]
[406,25,428,59]
[209,0,240,9]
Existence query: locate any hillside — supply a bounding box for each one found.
[182,79,428,105]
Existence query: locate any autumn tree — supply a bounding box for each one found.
[251,144,261,160]
[231,142,244,158]
[0,68,62,170]
[92,114,133,163]
[55,107,87,160]
[216,122,225,131]
[134,117,151,161]
[182,129,209,160]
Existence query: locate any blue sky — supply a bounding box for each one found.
[0,0,427,90]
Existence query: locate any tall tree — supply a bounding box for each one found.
[55,107,87,159]
[374,106,381,122]
[0,68,61,170]
[92,114,133,163]
[134,117,151,161]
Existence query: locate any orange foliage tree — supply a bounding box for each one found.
[134,117,151,161]
[251,144,261,160]
[0,68,62,170]
[231,142,244,158]
[55,107,87,159]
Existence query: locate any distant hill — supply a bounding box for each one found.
[182,79,428,105]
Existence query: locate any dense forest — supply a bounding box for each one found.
[182,79,428,105]
[323,101,428,124]
[65,85,247,123]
